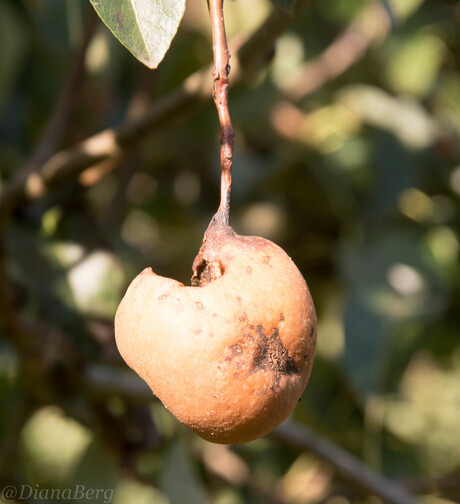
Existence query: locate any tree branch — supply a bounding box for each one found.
[271,421,422,504]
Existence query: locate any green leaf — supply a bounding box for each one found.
[89,0,186,68]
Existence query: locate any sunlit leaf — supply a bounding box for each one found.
[89,0,186,68]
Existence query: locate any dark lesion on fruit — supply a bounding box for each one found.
[224,324,299,384]
[251,326,298,376]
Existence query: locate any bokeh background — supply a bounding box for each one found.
[1,0,460,503]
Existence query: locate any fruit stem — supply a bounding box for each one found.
[208,0,235,227]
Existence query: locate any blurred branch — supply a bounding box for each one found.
[83,363,425,503]
[24,7,97,169]
[402,472,460,501]
[0,7,97,231]
[272,421,422,504]
[0,0,313,226]
[284,1,392,101]
[84,364,153,402]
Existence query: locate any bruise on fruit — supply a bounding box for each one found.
[192,260,223,287]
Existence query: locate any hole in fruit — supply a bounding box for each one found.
[191,260,224,287]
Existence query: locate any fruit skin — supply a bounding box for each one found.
[115,225,316,444]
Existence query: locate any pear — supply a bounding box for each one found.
[115,222,316,444]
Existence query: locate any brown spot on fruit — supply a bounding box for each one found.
[115,222,317,444]
[231,343,243,356]
[159,294,168,301]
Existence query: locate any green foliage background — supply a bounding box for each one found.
[0,0,459,503]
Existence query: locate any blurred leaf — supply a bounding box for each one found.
[112,479,168,504]
[343,297,387,396]
[21,407,92,486]
[6,227,83,332]
[341,230,447,396]
[66,249,126,318]
[89,0,186,68]
[384,33,445,98]
[160,441,207,504]
[340,86,437,150]
[269,0,298,14]
[385,351,460,474]
[0,3,28,114]
[389,0,425,21]
[435,73,460,133]
[317,0,365,23]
